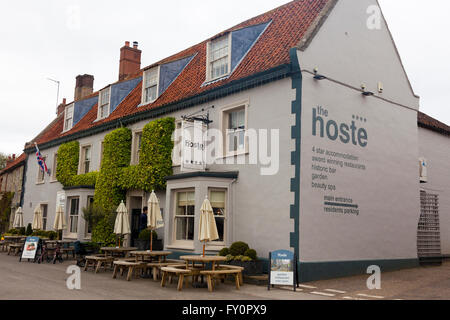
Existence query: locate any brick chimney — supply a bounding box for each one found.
[119,41,141,81]
[56,98,67,116]
[74,74,94,101]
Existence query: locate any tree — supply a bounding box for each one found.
[0,153,8,170]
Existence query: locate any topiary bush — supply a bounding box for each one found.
[138,229,158,240]
[219,247,230,257]
[229,241,250,256]
[244,249,257,260]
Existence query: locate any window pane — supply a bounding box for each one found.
[145,69,158,88]
[215,217,224,242]
[145,85,157,102]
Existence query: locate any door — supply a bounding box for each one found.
[131,209,141,247]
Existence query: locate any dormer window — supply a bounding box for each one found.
[143,67,159,104]
[98,87,111,120]
[207,34,231,81]
[63,104,74,132]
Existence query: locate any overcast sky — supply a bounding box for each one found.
[0,0,449,156]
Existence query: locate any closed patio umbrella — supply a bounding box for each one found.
[32,206,43,231]
[53,205,67,240]
[147,191,164,252]
[198,197,219,257]
[13,207,24,229]
[114,201,131,247]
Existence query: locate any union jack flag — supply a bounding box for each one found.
[35,143,49,174]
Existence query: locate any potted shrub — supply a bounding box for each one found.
[220,242,263,275]
[135,229,162,251]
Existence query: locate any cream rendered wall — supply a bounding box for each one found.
[297,0,421,262]
[418,128,450,256]
[23,77,296,256]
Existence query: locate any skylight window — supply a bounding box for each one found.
[98,87,111,120]
[207,34,231,81]
[143,67,159,104]
[63,104,74,132]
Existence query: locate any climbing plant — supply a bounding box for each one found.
[56,141,98,187]
[55,117,175,244]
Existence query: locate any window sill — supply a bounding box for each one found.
[166,244,195,251]
[36,181,45,185]
[50,179,59,184]
[205,244,226,251]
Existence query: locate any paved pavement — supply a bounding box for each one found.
[0,253,323,300]
[1,252,450,300]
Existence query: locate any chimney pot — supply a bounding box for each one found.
[119,41,142,81]
[74,74,94,101]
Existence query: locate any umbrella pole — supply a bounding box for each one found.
[150,230,153,252]
[119,237,121,248]
[203,241,205,257]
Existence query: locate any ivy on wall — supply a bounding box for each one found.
[56,117,175,213]
[56,141,98,187]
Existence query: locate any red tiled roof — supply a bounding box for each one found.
[0,153,26,175]
[31,0,331,148]
[418,112,450,136]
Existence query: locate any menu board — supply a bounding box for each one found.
[268,250,298,291]
[21,237,40,260]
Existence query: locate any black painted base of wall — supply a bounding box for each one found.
[168,251,419,284]
[298,259,420,283]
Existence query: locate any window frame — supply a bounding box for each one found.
[79,144,92,175]
[40,203,48,230]
[36,154,48,184]
[208,188,227,245]
[68,197,80,237]
[172,189,196,246]
[97,87,111,120]
[142,66,160,105]
[63,103,74,132]
[51,153,58,182]
[84,196,94,238]
[206,33,232,82]
[220,100,249,158]
[131,130,143,165]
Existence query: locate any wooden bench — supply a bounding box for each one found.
[160,267,192,291]
[8,243,23,256]
[112,261,148,281]
[218,265,244,286]
[200,269,242,292]
[84,256,115,273]
[0,241,8,252]
[146,262,186,281]
[61,247,75,259]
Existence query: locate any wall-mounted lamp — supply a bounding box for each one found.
[313,68,327,80]
[361,84,374,96]
[378,82,383,94]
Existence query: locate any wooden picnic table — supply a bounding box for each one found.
[130,251,172,263]
[180,255,227,271]
[101,247,137,258]
[4,236,25,243]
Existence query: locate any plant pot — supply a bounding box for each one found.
[226,260,264,276]
[134,239,163,251]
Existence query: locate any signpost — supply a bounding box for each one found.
[181,120,207,172]
[20,236,40,262]
[268,250,299,292]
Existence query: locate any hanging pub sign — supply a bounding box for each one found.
[20,236,40,262]
[268,250,299,292]
[181,120,207,172]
